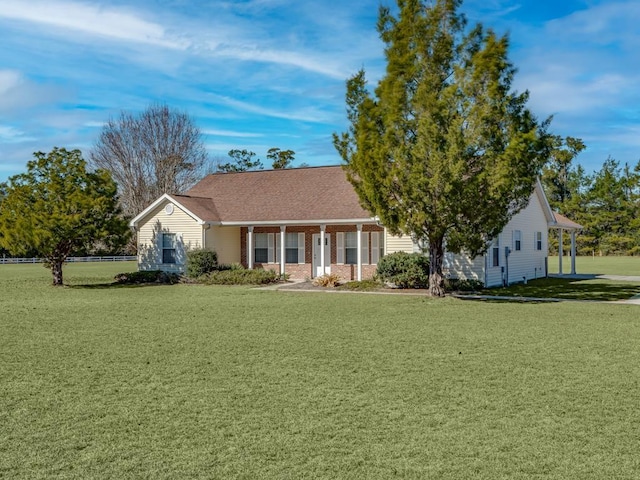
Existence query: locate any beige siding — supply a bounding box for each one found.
[384,229,414,254]
[137,200,203,272]
[205,226,241,264]
[485,191,548,287]
[444,252,485,281]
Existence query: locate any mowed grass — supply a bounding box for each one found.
[548,255,640,276]
[482,277,640,301]
[1,264,640,479]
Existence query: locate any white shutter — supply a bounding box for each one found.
[298,233,305,264]
[371,232,380,264]
[336,232,344,264]
[275,233,280,263]
[361,232,369,265]
[267,233,275,263]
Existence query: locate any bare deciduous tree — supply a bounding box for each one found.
[90,104,208,218]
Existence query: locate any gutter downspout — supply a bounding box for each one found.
[202,223,211,250]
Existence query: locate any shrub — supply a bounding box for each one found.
[338,279,382,291]
[376,252,429,289]
[186,249,218,278]
[444,278,483,292]
[200,269,280,285]
[312,273,342,287]
[114,270,180,284]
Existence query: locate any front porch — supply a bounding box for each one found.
[240,224,384,281]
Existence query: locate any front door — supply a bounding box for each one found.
[312,233,331,277]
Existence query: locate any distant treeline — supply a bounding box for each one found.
[542,137,640,256]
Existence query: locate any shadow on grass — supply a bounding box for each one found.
[68,282,179,290]
[478,277,640,302]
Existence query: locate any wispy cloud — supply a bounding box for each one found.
[0,0,187,49]
[0,69,66,114]
[207,94,334,124]
[0,125,35,143]
[203,129,264,138]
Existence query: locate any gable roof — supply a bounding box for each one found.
[184,166,374,224]
[130,165,582,231]
[130,166,376,227]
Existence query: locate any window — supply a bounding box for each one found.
[535,231,543,251]
[514,230,522,251]
[253,232,304,264]
[254,233,269,263]
[345,232,358,264]
[337,230,384,265]
[492,238,500,267]
[371,231,384,264]
[285,232,299,263]
[162,233,177,264]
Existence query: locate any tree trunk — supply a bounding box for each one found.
[51,261,64,286]
[428,237,446,297]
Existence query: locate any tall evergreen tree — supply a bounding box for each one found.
[334,0,551,295]
[0,148,129,285]
[542,136,586,206]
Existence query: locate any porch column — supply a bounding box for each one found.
[570,230,577,275]
[247,226,254,270]
[356,223,363,281]
[558,228,563,275]
[280,226,286,276]
[320,224,326,276]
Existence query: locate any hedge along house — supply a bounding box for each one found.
[129,166,385,281]
[129,166,581,286]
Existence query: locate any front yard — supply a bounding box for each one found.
[1,263,639,479]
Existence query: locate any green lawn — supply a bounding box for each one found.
[481,277,640,301]
[1,263,639,479]
[548,255,640,276]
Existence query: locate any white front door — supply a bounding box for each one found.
[312,233,331,277]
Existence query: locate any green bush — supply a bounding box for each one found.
[444,278,483,292]
[376,252,430,289]
[338,279,382,291]
[200,268,281,285]
[114,270,180,284]
[186,249,218,278]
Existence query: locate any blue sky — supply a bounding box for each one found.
[1,0,639,182]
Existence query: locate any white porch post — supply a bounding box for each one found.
[247,226,254,270]
[570,230,577,275]
[356,223,363,281]
[320,224,326,275]
[558,228,563,275]
[280,226,286,276]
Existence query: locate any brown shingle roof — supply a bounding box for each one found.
[171,195,220,222]
[553,211,583,230]
[182,166,373,223]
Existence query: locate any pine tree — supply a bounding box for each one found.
[0,148,129,285]
[334,0,551,295]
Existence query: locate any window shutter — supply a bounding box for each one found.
[361,232,369,265]
[336,232,344,264]
[371,232,380,264]
[268,233,275,263]
[275,233,280,263]
[298,233,305,264]
[177,233,184,265]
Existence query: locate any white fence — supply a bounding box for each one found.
[0,256,137,265]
